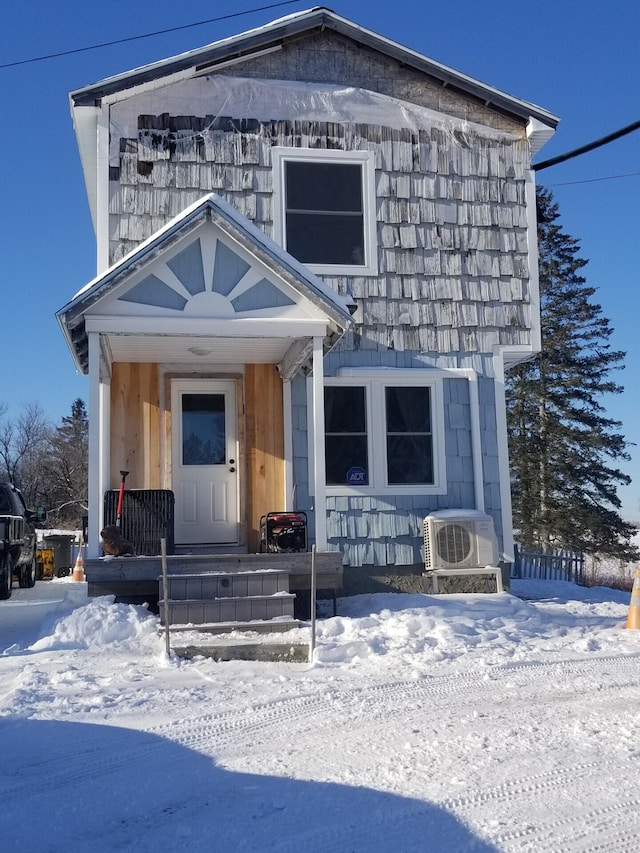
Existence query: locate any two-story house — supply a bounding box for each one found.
[57,7,558,595]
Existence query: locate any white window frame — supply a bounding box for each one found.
[309,370,447,497]
[272,147,378,276]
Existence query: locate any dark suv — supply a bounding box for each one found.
[0,483,46,600]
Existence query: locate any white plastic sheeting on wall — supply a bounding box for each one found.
[109,75,519,166]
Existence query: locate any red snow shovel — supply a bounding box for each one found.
[115,470,129,529]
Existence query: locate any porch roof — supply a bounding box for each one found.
[56,193,355,378]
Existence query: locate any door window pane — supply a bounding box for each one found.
[385,387,433,484]
[324,386,368,485]
[182,394,226,465]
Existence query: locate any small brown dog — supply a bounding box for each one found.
[100,525,135,557]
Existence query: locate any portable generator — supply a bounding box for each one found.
[259,511,308,553]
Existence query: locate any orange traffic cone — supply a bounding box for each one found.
[626,569,640,629]
[72,546,85,582]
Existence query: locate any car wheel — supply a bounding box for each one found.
[0,554,12,600]
[19,550,37,588]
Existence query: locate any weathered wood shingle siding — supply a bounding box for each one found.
[109,117,532,362]
[220,31,523,134]
[107,31,531,342]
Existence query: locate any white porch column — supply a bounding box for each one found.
[311,336,327,551]
[87,332,110,558]
[283,378,294,510]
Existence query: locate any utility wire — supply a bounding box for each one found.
[549,171,640,188]
[534,120,640,172]
[0,1,303,69]
[4,3,638,194]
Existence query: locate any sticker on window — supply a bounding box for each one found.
[347,466,368,486]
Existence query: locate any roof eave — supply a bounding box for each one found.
[69,7,558,128]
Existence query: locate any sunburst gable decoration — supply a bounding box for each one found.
[166,239,206,296]
[116,234,297,315]
[231,278,295,312]
[119,274,188,310]
[212,241,251,297]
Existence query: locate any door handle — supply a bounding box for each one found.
[229,467,236,473]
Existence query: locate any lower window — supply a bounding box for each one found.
[384,386,433,484]
[323,378,443,493]
[325,386,369,486]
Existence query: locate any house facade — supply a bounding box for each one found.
[57,8,558,590]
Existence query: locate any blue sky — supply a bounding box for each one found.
[1,1,638,521]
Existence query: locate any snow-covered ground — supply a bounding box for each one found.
[1,577,639,852]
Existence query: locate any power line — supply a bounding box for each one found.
[534,120,640,172]
[5,3,637,195]
[0,1,303,69]
[548,171,640,188]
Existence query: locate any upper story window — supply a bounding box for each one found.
[272,148,378,276]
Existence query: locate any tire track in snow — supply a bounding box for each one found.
[2,653,639,808]
[148,653,640,754]
[492,795,640,852]
[444,760,615,810]
[441,761,640,852]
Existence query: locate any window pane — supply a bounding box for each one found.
[285,162,362,212]
[325,387,366,432]
[325,386,368,485]
[284,160,365,266]
[387,435,433,484]
[385,386,433,484]
[182,393,226,465]
[385,386,431,432]
[286,213,364,265]
[326,436,369,485]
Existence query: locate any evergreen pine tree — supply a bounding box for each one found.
[506,187,638,562]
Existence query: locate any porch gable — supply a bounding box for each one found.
[57,193,355,377]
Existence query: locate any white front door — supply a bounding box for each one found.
[171,379,238,545]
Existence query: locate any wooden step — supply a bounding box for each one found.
[160,593,296,626]
[164,618,308,662]
[165,617,301,635]
[85,552,343,614]
[170,640,310,662]
[160,569,290,600]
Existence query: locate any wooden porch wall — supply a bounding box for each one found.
[245,364,285,552]
[110,363,161,490]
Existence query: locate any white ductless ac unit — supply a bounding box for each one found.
[423,510,499,571]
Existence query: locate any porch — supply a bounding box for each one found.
[84,549,344,621]
[56,194,355,563]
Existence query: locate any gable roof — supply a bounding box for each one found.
[57,193,355,374]
[70,7,558,129]
[70,7,558,231]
